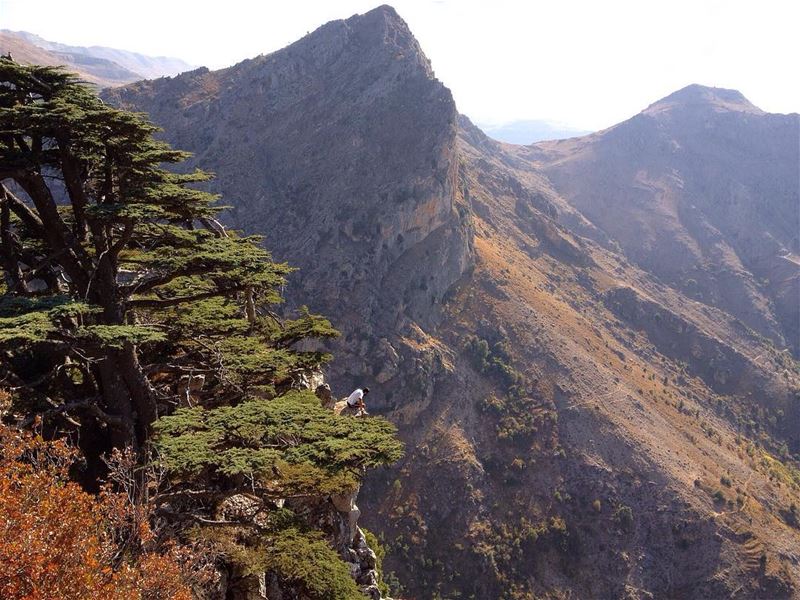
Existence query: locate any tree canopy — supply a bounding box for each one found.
[0,59,335,448]
[0,59,403,598]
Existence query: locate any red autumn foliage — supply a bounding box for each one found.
[0,425,197,600]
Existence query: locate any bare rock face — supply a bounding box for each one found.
[104,5,473,376]
[330,484,362,545]
[315,382,334,408]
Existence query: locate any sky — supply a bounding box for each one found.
[2,0,799,130]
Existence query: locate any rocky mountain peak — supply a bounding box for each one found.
[343,4,434,74]
[238,3,435,87]
[531,80,799,356]
[644,83,763,116]
[105,5,471,393]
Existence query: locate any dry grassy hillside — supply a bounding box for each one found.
[0,30,194,88]
[360,117,799,598]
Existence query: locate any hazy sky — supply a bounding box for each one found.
[2,0,798,130]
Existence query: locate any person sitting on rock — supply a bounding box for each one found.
[345,387,369,415]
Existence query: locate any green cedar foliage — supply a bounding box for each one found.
[0,59,336,445]
[200,525,363,600]
[154,389,403,587]
[266,529,363,599]
[154,390,403,497]
[0,60,404,595]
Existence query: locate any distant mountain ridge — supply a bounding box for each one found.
[524,83,800,354]
[477,118,591,144]
[644,83,765,115]
[0,30,194,87]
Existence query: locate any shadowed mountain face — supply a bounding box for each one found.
[105,7,800,598]
[524,85,800,355]
[105,5,473,360]
[1,30,193,87]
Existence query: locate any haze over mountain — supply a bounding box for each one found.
[0,29,193,87]
[478,119,591,144]
[105,5,800,598]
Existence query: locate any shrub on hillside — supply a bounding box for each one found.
[0,425,202,600]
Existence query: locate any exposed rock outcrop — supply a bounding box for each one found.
[104,5,473,360]
[221,374,390,600]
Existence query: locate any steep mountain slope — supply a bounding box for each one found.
[387,117,799,597]
[104,6,800,598]
[522,85,800,355]
[1,30,193,86]
[105,6,473,378]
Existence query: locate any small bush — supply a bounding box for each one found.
[0,427,196,600]
[464,335,525,395]
[614,505,633,530]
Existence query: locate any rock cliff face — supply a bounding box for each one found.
[105,5,472,362]
[106,7,800,599]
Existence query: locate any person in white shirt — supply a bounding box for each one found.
[345,387,369,414]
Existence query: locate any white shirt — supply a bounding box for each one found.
[346,388,364,406]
